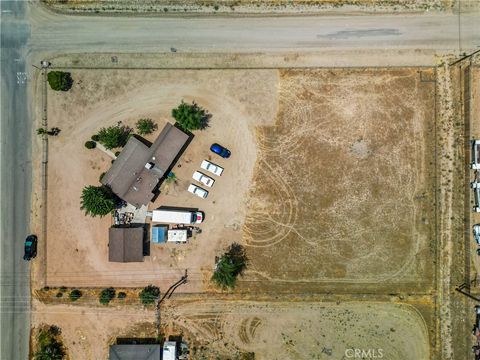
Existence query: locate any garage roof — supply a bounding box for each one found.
[108,227,144,262]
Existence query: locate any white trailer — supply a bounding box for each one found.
[151,209,203,224]
[162,341,177,360]
[472,140,480,170]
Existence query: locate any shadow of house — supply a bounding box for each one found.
[101,123,192,209]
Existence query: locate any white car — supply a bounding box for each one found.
[188,184,208,199]
[193,171,215,188]
[201,160,224,176]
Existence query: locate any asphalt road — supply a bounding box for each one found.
[0,1,31,360]
[0,3,479,360]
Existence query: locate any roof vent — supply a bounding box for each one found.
[145,162,154,170]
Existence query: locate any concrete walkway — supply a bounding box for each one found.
[95,142,117,160]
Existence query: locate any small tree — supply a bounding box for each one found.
[136,118,158,135]
[97,124,131,150]
[172,101,210,131]
[139,285,160,305]
[80,185,116,217]
[69,289,82,302]
[47,71,73,91]
[211,243,247,289]
[99,287,116,305]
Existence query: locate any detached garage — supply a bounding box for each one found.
[108,227,144,262]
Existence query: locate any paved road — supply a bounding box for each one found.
[0,1,31,360]
[28,5,480,54]
[1,3,479,360]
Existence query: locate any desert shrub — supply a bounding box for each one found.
[114,151,121,157]
[35,325,65,360]
[99,287,116,305]
[117,292,127,299]
[91,134,100,141]
[59,286,67,292]
[55,292,63,298]
[84,140,96,149]
[99,172,106,182]
[172,100,210,131]
[47,71,73,91]
[69,289,82,302]
[139,285,160,305]
[135,118,158,135]
[80,185,116,217]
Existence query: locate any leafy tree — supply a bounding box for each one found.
[84,141,96,149]
[80,185,116,217]
[35,325,66,360]
[211,243,247,289]
[47,71,73,91]
[135,118,158,135]
[172,101,210,131]
[99,287,116,305]
[97,124,131,150]
[69,289,82,302]
[139,285,160,305]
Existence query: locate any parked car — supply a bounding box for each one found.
[23,235,38,261]
[201,160,224,176]
[188,184,209,199]
[474,224,480,245]
[193,171,215,188]
[210,143,231,158]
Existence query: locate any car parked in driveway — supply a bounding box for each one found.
[201,160,224,176]
[188,184,209,198]
[23,234,38,261]
[210,143,231,158]
[193,171,215,188]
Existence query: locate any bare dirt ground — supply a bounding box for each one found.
[32,67,440,359]
[241,68,436,293]
[163,299,431,360]
[41,69,278,290]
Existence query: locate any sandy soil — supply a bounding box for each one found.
[241,68,436,293]
[43,69,278,290]
[163,299,430,360]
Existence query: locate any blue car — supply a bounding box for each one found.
[210,143,231,158]
[23,235,38,261]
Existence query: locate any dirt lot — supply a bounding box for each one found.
[43,69,278,290]
[241,68,436,293]
[163,299,431,360]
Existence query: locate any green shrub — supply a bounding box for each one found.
[59,286,67,292]
[135,118,158,135]
[35,325,65,360]
[99,287,116,305]
[55,292,63,298]
[117,292,127,299]
[69,289,82,302]
[139,285,160,305]
[47,71,73,91]
[97,124,131,150]
[85,140,96,149]
[80,185,116,217]
[114,151,121,157]
[91,134,100,141]
[172,101,210,131]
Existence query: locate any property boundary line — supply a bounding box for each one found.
[40,68,48,287]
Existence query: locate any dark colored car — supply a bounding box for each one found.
[210,143,231,158]
[23,235,38,261]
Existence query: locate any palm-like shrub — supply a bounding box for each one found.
[211,243,247,289]
[135,118,158,135]
[139,285,160,305]
[80,185,116,217]
[172,101,210,131]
